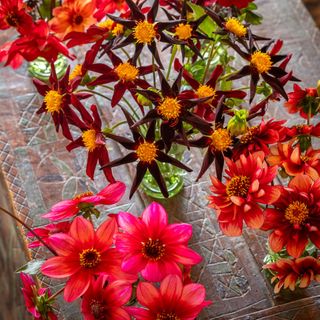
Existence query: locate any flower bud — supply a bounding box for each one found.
[227,109,249,136]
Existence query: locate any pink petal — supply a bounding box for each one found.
[122,253,147,274]
[141,202,168,237]
[141,260,181,282]
[161,223,193,245]
[125,307,152,320]
[96,217,117,250]
[107,281,132,306]
[136,282,160,310]
[95,181,126,204]
[69,216,94,245]
[112,308,132,320]
[48,233,76,256]
[181,283,206,307]
[160,274,183,304]
[64,271,92,302]
[118,212,145,236]
[170,245,202,265]
[41,257,79,278]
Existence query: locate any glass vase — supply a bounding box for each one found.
[141,144,187,199]
[28,55,67,81]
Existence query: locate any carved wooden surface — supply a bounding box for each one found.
[0,0,320,319]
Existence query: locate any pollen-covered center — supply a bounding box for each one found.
[240,126,259,144]
[225,18,247,37]
[300,155,310,163]
[73,191,94,200]
[82,129,98,152]
[211,128,232,152]
[197,85,217,104]
[79,248,101,268]
[251,51,272,74]
[97,19,114,30]
[226,175,250,198]
[157,312,180,320]
[44,90,63,113]
[69,64,83,81]
[142,238,166,261]
[285,201,309,225]
[158,97,182,120]
[112,23,124,36]
[133,20,156,44]
[115,62,139,82]
[175,23,192,40]
[136,142,157,163]
[90,299,107,319]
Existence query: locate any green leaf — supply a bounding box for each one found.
[16,259,46,275]
[244,11,263,25]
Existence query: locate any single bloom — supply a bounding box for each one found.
[81,276,132,320]
[263,256,320,293]
[43,182,125,221]
[115,202,202,282]
[209,152,281,236]
[20,273,57,320]
[41,216,136,302]
[49,0,97,39]
[261,174,320,258]
[127,274,211,320]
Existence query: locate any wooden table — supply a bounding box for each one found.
[1,0,320,319]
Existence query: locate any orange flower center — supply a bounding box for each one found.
[175,23,192,40]
[97,20,114,30]
[300,155,310,162]
[240,126,259,144]
[73,191,94,200]
[210,128,232,152]
[69,64,83,81]
[44,90,63,113]
[133,20,156,44]
[285,201,309,225]
[79,248,101,268]
[196,85,216,103]
[226,175,250,198]
[136,142,157,163]
[82,129,98,152]
[112,23,124,36]
[156,312,180,320]
[157,97,182,120]
[141,238,166,261]
[251,51,272,74]
[225,18,247,37]
[115,62,139,82]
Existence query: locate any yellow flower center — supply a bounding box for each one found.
[69,64,83,81]
[82,129,98,152]
[285,201,309,225]
[156,312,180,320]
[196,85,217,103]
[136,142,157,163]
[79,248,101,268]
[175,23,193,40]
[97,20,114,30]
[240,126,259,144]
[44,90,63,113]
[157,97,182,120]
[141,238,166,261]
[300,155,310,163]
[73,191,94,200]
[112,23,124,36]
[251,51,272,74]
[133,20,156,44]
[211,128,232,152]
[225,18,247,37]
[115,62,139,82]
[226,175,250,198]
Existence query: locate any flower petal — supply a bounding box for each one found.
[64,271,92,302]
[69,216,94,245]
[96,217,117,250]
[170,245,202,265]
[136,282,160,310]
[41,257,79,278]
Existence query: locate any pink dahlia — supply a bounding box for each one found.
[41,216,136,302]
[81,276,132,320]
[115,202,202,282]
[127,274,211,320]
[43,181,125,221]
[20,273,57,320]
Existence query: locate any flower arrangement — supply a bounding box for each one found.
[1,0,320,318]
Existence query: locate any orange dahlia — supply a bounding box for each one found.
[49,0,97,39]
[209,152,281,236]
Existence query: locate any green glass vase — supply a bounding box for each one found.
[141,144,187,199]
[28,55,67,81]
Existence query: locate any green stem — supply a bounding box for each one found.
[219,70,238,81]
[0,206,57,256]
[121,48,131,60]
[202,43,217,84]
[47,287,64,302]
[152,56,156,87]
[166,45,177,80]
[111,120,128,131]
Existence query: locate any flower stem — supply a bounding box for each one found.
[166,45,177,80]
[0,206,57,256]
[202,43,218,84]
[48,287,64,302]
[111,120,128,131]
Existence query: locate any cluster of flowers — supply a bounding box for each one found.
[23,182,211,319]
[1,0,320,317]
